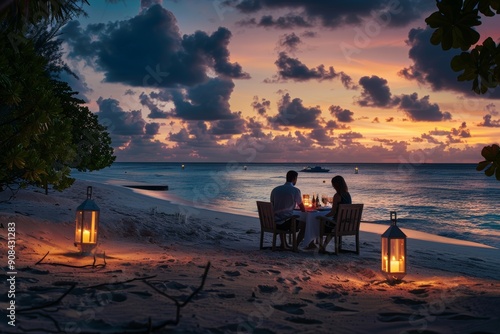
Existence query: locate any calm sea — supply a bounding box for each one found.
[72,162,500,249]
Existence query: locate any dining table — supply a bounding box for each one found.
[294,207,331,247]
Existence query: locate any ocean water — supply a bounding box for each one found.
[72,162,500,249]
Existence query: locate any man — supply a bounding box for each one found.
[270,170,306,248]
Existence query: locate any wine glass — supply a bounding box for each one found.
[321,194,328,206]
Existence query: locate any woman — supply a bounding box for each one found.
[325,175,351,219]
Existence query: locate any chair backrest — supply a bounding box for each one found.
[336,204,364,235]
[256,201,275,231]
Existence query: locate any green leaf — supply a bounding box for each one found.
[485,164,495,176]
[481,144,500,160]
[476,160,491,171]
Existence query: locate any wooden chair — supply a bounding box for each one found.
[317,204,364,255]
[256,201,298,252]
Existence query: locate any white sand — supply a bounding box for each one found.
[0,180,499,333]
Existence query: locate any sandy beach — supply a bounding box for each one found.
[1,180,499,334]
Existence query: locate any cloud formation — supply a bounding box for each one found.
[61,4,249,88]
[398,93,452,122]
[268,93,321,129]
[232,0,434,28]
[265,52,356,89]
[356,75,395,107]
[356,75,452,122]
[400,28,500,98]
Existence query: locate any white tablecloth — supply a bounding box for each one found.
[294,209,330,247]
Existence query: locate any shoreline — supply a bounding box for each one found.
[0,179,499,333]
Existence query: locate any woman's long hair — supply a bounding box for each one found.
[331,175,348,194]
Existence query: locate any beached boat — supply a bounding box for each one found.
[300,166,330,173]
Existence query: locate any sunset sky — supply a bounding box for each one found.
[58,0,500,163]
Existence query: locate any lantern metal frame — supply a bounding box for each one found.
[74,186,100,253]
[381,211,407,281]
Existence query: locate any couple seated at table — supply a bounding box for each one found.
[270,170,351,250]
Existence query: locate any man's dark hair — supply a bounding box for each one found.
[286,170,298,182]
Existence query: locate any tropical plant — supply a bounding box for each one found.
[0,0,115,195]
[425,0,500,180]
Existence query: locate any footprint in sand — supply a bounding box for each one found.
[234,262,248,267]
[164,281,188,290]
[315,291,342,299]
[285,316,322,325]
[273,302,307,315]
[224,270,241,277]
[391,296,427,306]
[257,285,278,293]
[111,292,127,302]
[262,269,281,275]
[377,312,413,322]
[130,291,153,299]
[316,302,358,313]
[408,288,428,296]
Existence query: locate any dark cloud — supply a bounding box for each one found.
[329,105,354,123]
[95,97,148,147]
[420,133,443,145]
[356,75,396,107]
[302,31,317,38]
[428,128,450,136]
[141,0,161,11]
[338,131,363,145]
[386,117,394,122]
[356,75,452,122]
[167,120,243,147]
[373,139,409,152]
[251,96,271,115]
[169,77,240,121]
[279,32,302,52]
[96,98,145,137]
[144,122,160,137]
[246,117,267,138]
[210,116,247,136]
[398,93,452,121]
[325,120,349,130]
[265,52,356,89]
[268,93,321,129]
[451,122,471,138]
[309,127,334,146]
[231,0,434,28]
[478,114,500,127]
[61,4,249,88]
[485,103,498,116]
[140,92,170,119]
[57,69,92,102]
[400,28,500,98]
[238,15,313,29]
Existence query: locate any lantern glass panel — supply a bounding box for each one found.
[381,237,388,271]
[390,238,405,273]
[75,210,99,244]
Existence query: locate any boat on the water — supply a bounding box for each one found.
[300,166,330,173]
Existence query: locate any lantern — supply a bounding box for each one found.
[381,211,407,281]
[74,186,100,253]
[302,194,311,208]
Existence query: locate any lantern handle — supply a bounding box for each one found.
[87,186,92,199]
[390,211,397,225]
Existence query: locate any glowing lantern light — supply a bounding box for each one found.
[381,211,407,281]
[74,186,100,253]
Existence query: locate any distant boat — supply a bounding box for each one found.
[300,166,330,173]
